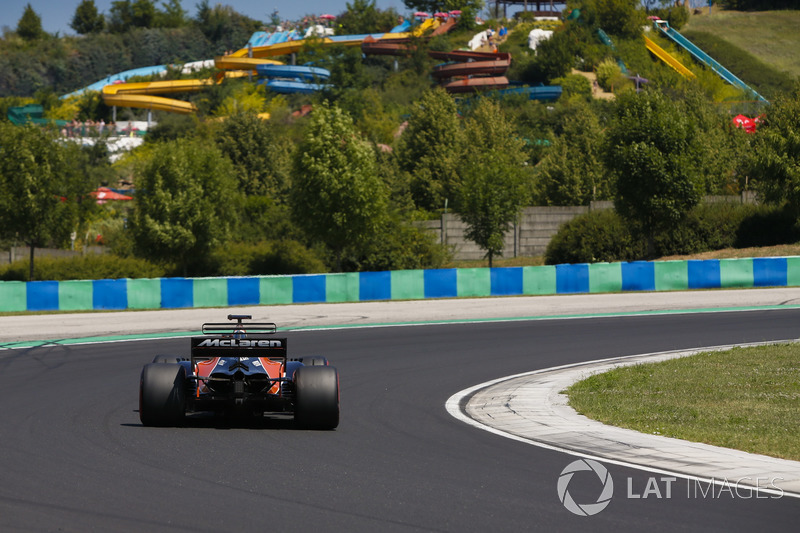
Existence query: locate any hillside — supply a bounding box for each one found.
[683,9,800,78]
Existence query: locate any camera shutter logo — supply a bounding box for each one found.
[557,459,614,516]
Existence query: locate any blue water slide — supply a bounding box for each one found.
[256,64,331,80]
[258,79,331,94]
[654,20,767,103]
[596,28,629,75]
[247,31,271,47]
[266,31,287,46]
[495,85,562,101]
[61,65,168,99]
[390,20,411,33]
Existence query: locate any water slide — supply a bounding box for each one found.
[643,35,695,79]
[495,85,562,101]
[256,64,331,94]
[7,104,68,127]
[596,28,628,75]
[230,17,442,59]
[80,17,451,113]
[432,57,511,79]
[101,79,214,114]
[653,19,768,103]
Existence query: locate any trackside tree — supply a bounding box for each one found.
[0,124,92,280]
[456,99,531,268]
[749,85,800,216]
[291,101,388,271]
[605,90,704,256]
[397,88,465,213]
[131,139,239,275]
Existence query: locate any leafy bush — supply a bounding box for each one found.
[595,58,622,92]
[545,208,643,265]
[0,253,165,281]
[204,240,327,276]
[648,5,689,31]
[552,73,593,100]
[735,204,800,248]
[653,202,747,256]
[349,219,451,272]
[546,202,800,265]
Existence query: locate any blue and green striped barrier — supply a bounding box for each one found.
[1,257,797,313]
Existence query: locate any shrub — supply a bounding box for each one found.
[649,5,689,31]
[595,58,622,92]
[0,253,165,281]
[545,208,643,265]
[204,240,327,276]
[552,74,592,100]
[735,204,800,248]
[355,220,451,272]
[546,202,800,265]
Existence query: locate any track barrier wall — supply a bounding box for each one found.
[1,257,797,313]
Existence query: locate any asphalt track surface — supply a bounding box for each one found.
[2,309,800,531]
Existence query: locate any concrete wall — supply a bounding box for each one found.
[422,194,754,261]
[419,205,601,260]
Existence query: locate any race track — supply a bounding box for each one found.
[1,309,799,531]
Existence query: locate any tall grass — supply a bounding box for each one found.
[684,10,800,79]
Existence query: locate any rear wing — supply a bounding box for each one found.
[191,315,287,360]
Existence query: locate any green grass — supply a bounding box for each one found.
[684,9,800,79]
[566,344,800,461]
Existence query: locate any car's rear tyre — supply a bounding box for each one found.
[300,356,328,366]
[294,366,339,430]
[139,363,186,427]
[152,355,182,364]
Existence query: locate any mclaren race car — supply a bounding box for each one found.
[139,315,339,429]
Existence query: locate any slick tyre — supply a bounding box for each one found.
[153,355,182,363]
[300,356,328,366]
[294,366,339,430]
[139,363,186,427]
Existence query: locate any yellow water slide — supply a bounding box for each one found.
[101,79,213,114]
[643,35,696,79]
[101,58,284,114]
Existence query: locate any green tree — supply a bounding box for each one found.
[605,90,704,255]
[214,112,291,198]
[108,0,155,32]
[155,0,187,28]
[71,0,105,34]
[595,0,646,39]
[131,139,239,275]
[17,4,46,40]
[456,99,531,267]
[108,0,134,32]
[750,85,800,214]
[0,124,94,280]
[535,102,608,206]
[402,0,482,28]
[337,0,399,34]
[290,102,388,271]
[396,87,465,212]
[195,0,261,52]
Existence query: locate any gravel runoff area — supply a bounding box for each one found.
[4,287,800,343]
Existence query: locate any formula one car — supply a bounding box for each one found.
[139,315,339,429]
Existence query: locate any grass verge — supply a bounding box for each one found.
[684,9,800,79]
[566,343,800,461]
